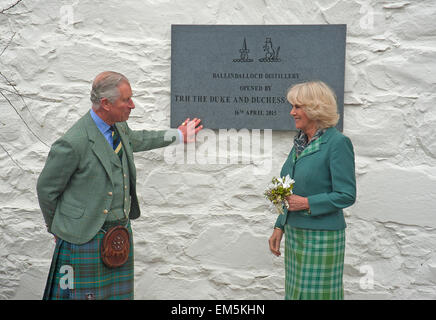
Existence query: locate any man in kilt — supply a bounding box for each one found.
[37,71,202,300]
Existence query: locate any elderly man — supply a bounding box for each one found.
[37,71,202,300]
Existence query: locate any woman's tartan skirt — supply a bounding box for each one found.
[284,224,345,300]
[43,223,134,300]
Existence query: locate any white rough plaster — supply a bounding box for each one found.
[1,0,436,300]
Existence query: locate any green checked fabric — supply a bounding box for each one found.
[292,129,325,161]
[284,224,345,300]
[43,222,134,300]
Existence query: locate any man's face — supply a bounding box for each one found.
[107,81,135,123]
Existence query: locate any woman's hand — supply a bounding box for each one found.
[286,194,310,211]
[269,228,284,257]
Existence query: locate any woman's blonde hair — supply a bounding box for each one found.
[287,81,339,129]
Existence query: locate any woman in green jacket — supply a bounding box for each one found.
[268,81,356,300]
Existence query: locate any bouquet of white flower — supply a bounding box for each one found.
[264,175,295,215]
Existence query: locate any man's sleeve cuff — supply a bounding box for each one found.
[177,129,184,144]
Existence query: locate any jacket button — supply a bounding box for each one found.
[103,209,109,214]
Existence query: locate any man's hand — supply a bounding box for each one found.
[178,118,203,143]
[269,228,284,257]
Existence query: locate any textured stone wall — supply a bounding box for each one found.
[1,0,436,299]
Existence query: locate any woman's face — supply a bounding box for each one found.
[290,104,316,133]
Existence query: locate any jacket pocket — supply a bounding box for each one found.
[59,201,85,219]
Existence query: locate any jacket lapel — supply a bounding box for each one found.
[84,112,114,183]
[296,138,322,160]
[295,127,336,161]
[114,122,136,179]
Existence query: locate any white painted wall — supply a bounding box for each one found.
[1,0,436,300]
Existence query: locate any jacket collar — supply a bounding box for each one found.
[319,127,337,144]
[292,127,337,161]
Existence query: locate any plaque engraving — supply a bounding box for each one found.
[259,38,280,62]
[171,25,346,131]
[233,38,253,63]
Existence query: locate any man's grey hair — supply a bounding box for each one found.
[90,71,129,109]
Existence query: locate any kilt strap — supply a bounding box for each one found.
[101,217,129,232]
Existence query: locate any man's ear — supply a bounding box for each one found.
[100,98,112,111]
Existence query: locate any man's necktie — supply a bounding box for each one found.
[110,126,123,161]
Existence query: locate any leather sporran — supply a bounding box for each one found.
[101,225,130,268]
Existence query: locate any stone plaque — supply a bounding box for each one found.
[171,25,346,131]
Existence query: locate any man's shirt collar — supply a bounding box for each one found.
[90,108,111,134]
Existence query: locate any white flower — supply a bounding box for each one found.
[282,175,295,189]
[264,175,295,215]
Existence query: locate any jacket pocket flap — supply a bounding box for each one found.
[59,201,85,219]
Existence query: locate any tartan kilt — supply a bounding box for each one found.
[43,222,134,300]
[284,224,345,300]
